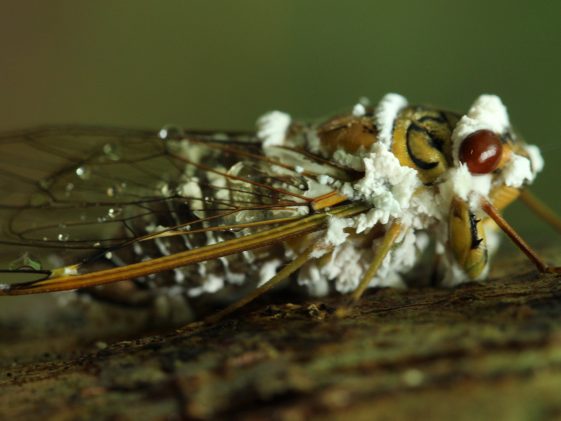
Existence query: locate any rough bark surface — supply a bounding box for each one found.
[2,249,561,420]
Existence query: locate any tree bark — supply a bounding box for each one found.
[2,250,561,420]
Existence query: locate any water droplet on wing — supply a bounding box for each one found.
[158,125,184,141]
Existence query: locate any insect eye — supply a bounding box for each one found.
[459,130,503,174]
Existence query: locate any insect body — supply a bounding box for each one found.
[0,94,558,319]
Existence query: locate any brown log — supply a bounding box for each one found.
[1,249,561,420]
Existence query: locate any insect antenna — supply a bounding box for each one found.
[481,198,561,274]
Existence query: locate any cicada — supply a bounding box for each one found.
[0,93,559,321]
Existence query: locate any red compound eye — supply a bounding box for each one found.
[459,130,503,174]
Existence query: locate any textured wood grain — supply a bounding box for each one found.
[2,249,561,420]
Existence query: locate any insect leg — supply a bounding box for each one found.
[350,221,403,302]
[481,199,561,273]
[519,189,561,234]
[204,242,325,324]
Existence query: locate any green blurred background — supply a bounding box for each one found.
[1,0,560,241]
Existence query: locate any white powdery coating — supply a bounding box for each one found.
[436,164,492,212]
[187,274,224,297]
[352,103,366,117]
[352,96,371,117]
[297,262,330,297]
[258,259,282,287]
[440,258,474,287]
[181,178,203,199]
[326,217,353,246]
[322,143,425,249]
[298,242,365,296]
[375,229,427,287]
[352,143,420,218]
[525,144,545,175]
[484,223,502,257]
[374,93,408,148]
[174,268,186,284]
[452,94,510,162]
[298,228,427,296]
[501,154,534,188]
[332,149,364,170]
[257,111,291,147]
[221,258,246,285]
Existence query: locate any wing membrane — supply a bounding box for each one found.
[0,125,357,290]
[0,203,367,295]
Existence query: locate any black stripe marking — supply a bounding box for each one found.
[469,213,483,249]
[417,114,448,124]
[406,124,439,170]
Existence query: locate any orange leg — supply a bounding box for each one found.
[481,199,561,273]
[204,242,324,324]
[350,221,403,301]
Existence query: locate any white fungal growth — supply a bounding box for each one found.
[484,223,502,257]
[181,178,203,199]
[452,95,510,163]
[298,227,427,296]
[176,93,547,299]
[257,111,291,147]
[325,217,353,247]
[325,142,422,238]
[297,262,330,297]
[374,93,408,148]
[258,259,282,287]
[525,144,545,175]
[352,97,370,117]
[352,103,366,117]
[354,144,420,207]
[501,153,534,188]
[187,274,224,297]
[436,164,492,211]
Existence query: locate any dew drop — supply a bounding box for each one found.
[105,251,113,259]
[107,208,122,218]
[158,125,184,141]
[102,143,121,161]
[58,233,69,241]
[75,166,91,180]
[106,187,115,197]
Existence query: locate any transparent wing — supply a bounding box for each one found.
[0,125,354,286]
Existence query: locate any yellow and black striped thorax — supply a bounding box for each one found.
[391,106,460,184]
